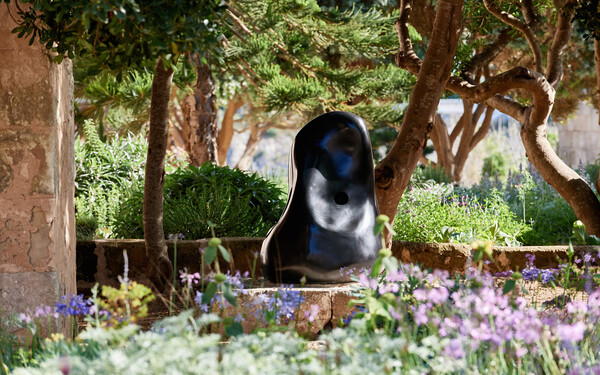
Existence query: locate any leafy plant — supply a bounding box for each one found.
[114,163,285,239]
[393,181,528,245]
[412,164,453,184]
[74,120,149,239]
[481,151,508,180]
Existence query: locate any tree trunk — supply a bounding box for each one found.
[430,113,455,177]
[375,0,464,244]
[144,58,174,289]
[235,122,265,170]
[595,38,600,194]
[182,61,219,166]
[216,96,244,165]
[519,85,600,236]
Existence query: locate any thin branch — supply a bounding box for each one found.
[462,28,513,76]
[394,0,423,72]
[545,0,575,88]
[449,113,466,145]
[483,0,543,72]
[469,105,493,150]
[520,0,538,27]
[471,102,486,125]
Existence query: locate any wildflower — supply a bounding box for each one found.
[168,233,185,241]
[583,253,592,263]
[358,271,377,289]
[514,345,528,358]
[304,304,320,323]
[58,356,71,375]
[378,282,399,295]
[19,313,32,324]
[55,294,91,316]
[259,286,304,324]
[179,268,201,288]
[556,321,586,342]
[413,304,428,325]
[525,253,535,266]
[494,270,513,278]
[442,338,465,359]
[428,287,449,305]
[34,305,58,319]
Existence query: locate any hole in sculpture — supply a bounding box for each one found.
[334,191,349,205]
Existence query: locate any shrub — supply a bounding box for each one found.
[74,120,148,239]
[489,164,577,245]
[393,181,529,245]
[411,164,452,184]
[114,163,285,239]
[481,151,508,180]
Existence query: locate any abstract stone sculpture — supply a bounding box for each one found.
[260,111,381,283]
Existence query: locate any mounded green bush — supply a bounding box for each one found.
[114,163,285,239]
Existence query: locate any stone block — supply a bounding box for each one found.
[0,2,75,335]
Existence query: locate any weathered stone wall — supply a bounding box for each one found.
[0,3,75,330]
[558,102,600,167]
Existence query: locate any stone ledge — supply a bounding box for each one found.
[77,238,600,290]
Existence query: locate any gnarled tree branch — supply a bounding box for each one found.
[483,0,542,72]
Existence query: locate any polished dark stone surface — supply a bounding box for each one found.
[260,112,381,283]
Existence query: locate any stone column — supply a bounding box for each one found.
[0,3,76,332]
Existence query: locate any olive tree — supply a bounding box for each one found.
[375,0,600,240]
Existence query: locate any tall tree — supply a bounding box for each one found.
[8,0,225,288]
[374,0,464,243]
[383,0,600,236]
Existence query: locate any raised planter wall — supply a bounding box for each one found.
[77,238,600,290]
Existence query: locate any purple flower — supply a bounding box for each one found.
[413,304,428,325]
[304,304,320,323]
[58,356,71,375]
[168,233,185,241]
[583,253,592,263]
[494,270,513,278]
[556,322,586,342]
[55,294,91,316]
[34,305,57,319]
[443,338,465,359]
[525,253,535,266]
[428,287,449,305]
[253,286,304,324]
[179,268,201,288]
[358,271,377,289]
[19,313,32,324]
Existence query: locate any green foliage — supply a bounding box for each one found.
[574,0,600,40]
[481,151,508,180]
[498,166,578,246]
[97,282,155,329]
[412,164,453,184]
[393,181,528,245]
[10,0,224,70]
[223,0,414,126]
[75,120,148,239]
[114,164,285,239]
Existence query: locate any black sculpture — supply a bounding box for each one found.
[260,111,381,283]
